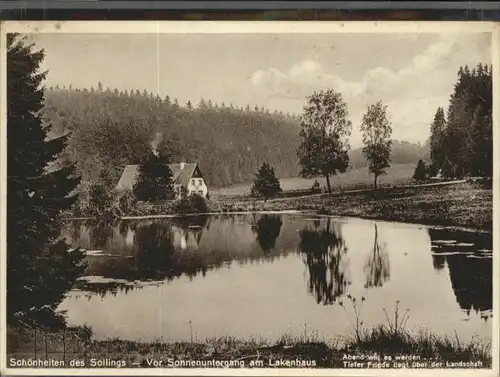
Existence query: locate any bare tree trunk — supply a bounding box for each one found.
[374,174,378,189]
[325,174,332,193]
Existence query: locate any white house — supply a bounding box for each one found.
[115,162,209,199]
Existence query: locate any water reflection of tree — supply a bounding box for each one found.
[432,254,446,271]
[253,215,283,253]
[76,215,293,297]
[68,220,82,243]
[118,220,131,238]
[87,219,116,250]
[298,218,351,305]
[363,224,390,288]
[74,280,140,298]
[134,221,177,280]
[428,228,492,315]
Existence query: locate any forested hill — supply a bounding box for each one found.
[43,87,302,188]
[43,87,429,188]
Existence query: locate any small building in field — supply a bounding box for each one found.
[115,162,209,199]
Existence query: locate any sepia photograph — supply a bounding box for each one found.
[0,21,497,375]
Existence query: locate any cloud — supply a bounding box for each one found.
[249,33,491,145]
[250,60,355,100]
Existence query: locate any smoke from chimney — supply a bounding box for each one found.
[150,132,163,156]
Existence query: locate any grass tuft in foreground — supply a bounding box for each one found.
[7,322,491,368]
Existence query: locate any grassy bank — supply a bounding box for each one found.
[66,181,492,232]
[7,325,491,369]
[212,182,492,231]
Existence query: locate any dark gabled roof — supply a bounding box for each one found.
[116,163,199,191]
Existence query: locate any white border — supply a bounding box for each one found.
[0,20,498,377]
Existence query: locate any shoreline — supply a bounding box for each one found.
[64,182,493,233]
[7,325,492,369]
[64,211,491,234]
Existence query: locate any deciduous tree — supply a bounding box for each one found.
[297,89,352,192]
[360,101,392,189]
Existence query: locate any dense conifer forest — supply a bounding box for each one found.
[429,64,492,178]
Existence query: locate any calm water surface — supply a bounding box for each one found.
[58,213,492,344]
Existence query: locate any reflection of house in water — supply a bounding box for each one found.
[172,226,203,250]
[429,228,492,317]
[65,214,298,297]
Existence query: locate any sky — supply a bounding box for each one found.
[27,32,491,147]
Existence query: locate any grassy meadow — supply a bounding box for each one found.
[209,181,492,231]
[213,163,416,196]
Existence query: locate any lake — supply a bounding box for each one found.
[58,213,492,345]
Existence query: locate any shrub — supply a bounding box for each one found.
[172,188,208,214]
[189,193,209,213]
[113,189,138,216]
[311,180,321,193]
[88,183,113,218]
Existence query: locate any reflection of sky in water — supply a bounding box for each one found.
[58,214,492,344]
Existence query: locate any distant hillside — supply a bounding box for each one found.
[43,87,430,189]
[43,87,301,188]
[348,140,430,170]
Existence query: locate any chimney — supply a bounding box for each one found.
[150,132,162,156]
[180,162,185,169]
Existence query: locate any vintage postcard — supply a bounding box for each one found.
[0,21,498,376]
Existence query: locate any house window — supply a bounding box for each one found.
[198,179,202,186]
[191,179,196,186]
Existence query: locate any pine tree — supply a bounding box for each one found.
[133,152,175,202]
[7,34,85,328]
[442,63,492,178]
[429,107,447,172]
[251,163,282,201]
[186,100,193,109]
[413,159,427,182]
[466,105,492,177]
[164,95,171,106]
